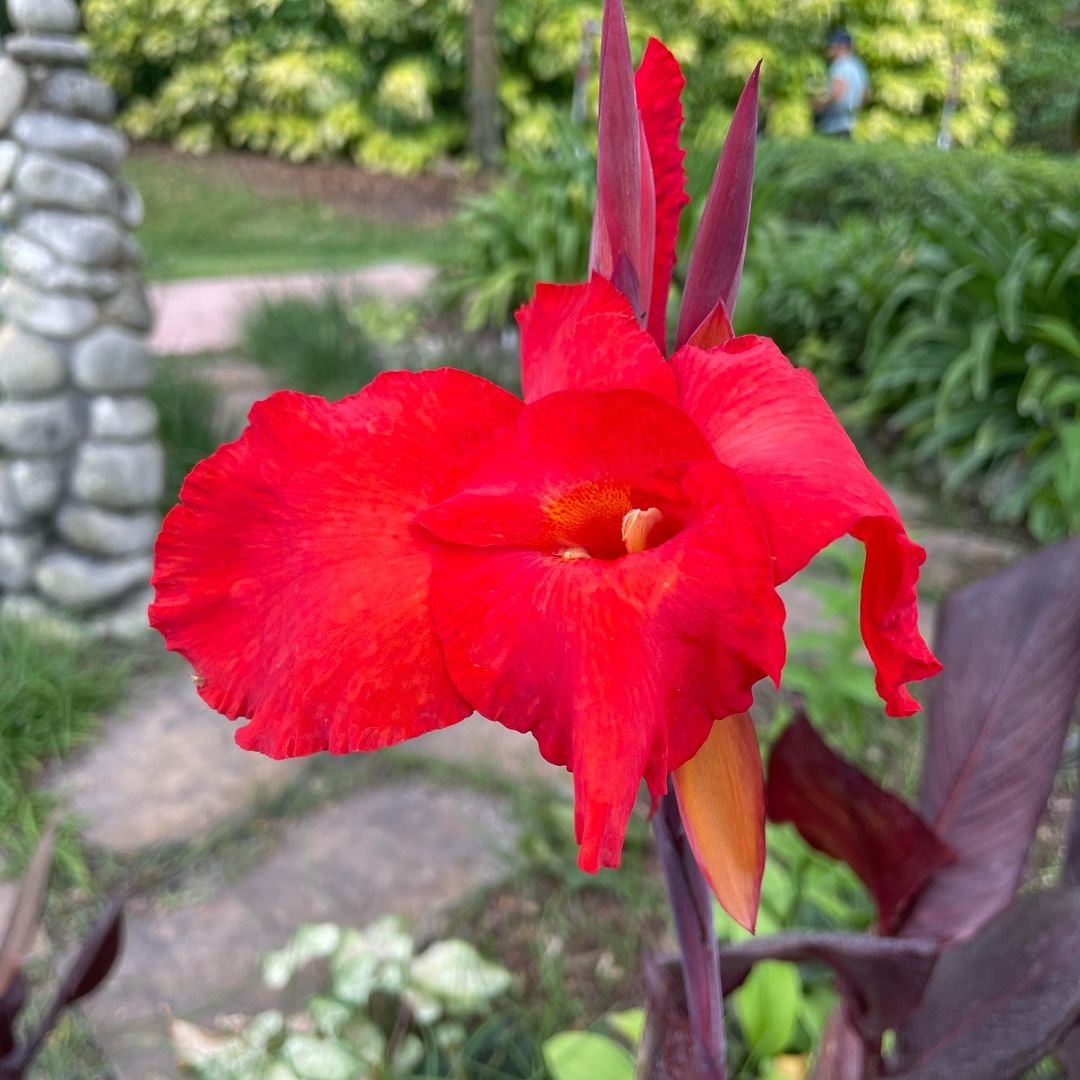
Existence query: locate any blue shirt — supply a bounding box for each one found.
[817,54,869,134]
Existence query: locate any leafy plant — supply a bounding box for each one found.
[242,292,382,399]
[151,362,223,511]
[0,620,129,878]
[645,537,1080,1079]
[438,131,596,331]
[170,916,540,1079]
[865,185,1080,541]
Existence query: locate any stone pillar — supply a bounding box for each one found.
[0,0,161,637]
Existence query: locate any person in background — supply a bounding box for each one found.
[813,29,869,138]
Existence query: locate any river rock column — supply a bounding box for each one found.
[0,0,161,637]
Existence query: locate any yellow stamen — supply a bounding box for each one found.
[559,545,591,560]
[621,507,663,554]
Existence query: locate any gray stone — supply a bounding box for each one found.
[14,112,128,173]
[0,57,28,133]
[0,324,67,396]
[14,151,118,214]
[89,584,155,640]
[58,503,159,557]
[0,279,97,338]
[0,192,15,224]
[0,530,44,589]
[0,591,83,640]
[10,459,63,514]
[72,327,153,392]
[81,779,513,1080]
[0,394,80,454]
[0,466,31,529]
[8,0,81,34]
[3,233,121,297]
[51,669,305,854]
[41,69,117,122]
[0,140,20,189]
[34,551,152,612]
[103,276,154,332]
[5,34,90,67]
[89,396,158,442]
[71,441,164,509]
[21,209,125,265]
[913,525,1024,594]
[117,180,145,229]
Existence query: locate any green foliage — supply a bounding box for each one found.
[242,292,382,399]
[438,132,595,332]
[0,619,129,878]
[543,1031,634,1080]
[172,916,539,1079]
[865,186,1080,542]
[1000,0,1080,152]
[151,361,222,510]
[87,0,1008,172]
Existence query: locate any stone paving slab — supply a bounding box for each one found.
[148,262,436,356]
[84,783,516,1080]
[50,662,304,853]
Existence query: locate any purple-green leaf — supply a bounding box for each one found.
[893,889,1080,1080]
[717,931,939,1042]
[811,1009,867,1080]
[589,0,645,317]
[902,538,1080,942]
[0,821,57,998]
[674,62,759,349]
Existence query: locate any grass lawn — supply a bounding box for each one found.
[126,151,451,281]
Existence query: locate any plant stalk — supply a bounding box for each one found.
[651,790,726,1079]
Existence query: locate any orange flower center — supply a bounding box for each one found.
[547,482,664,560]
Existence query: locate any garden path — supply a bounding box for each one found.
[45,492,1022,1079]
[148,262,436,356]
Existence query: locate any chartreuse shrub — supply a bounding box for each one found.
[85,0,1007,171]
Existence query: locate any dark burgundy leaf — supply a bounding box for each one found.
[589,0,645,318]
[0,973,26,1060]
[18,899,124,1072]
[715,930,939,1042]
[674,62,759,349]
[767,714,954,932]
[893,889,1080,1080]
[639,954,699,1080]
[0,821,57,997]
[812,1008,867,1080]
[652,793,726,1078]
[1064,785,1080,890]
[1057,1024,1080,1080]
[903,538,1080,942]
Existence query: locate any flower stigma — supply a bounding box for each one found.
[621,506,663,554]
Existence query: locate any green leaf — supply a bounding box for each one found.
[262,923,341,990]
[732,960,802,1059]
[281,1036,362,1080]
[542,1032,635,1080]
[410,938,513,1013]
[606,1008,645,1047]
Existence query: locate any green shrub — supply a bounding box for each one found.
[438,131,595,331]
[151,361,223,510]
[86,0,1008,171]
[864,186,1080,541]
[242,291,381,399]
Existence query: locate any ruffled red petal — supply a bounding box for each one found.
[671,337,941,717]
[419,388,785,871]
[150,370,522,757]
[635,38,690,352]
[516,275,676,403]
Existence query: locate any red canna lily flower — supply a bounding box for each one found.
[149,0,940,935]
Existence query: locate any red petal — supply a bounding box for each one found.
[767,714,955,933]
[635,37,690,353]
[675,63,759,350]
[590,0,646,315]
[420,388,786,871]
[516,276,676,403]
[150,370,522,757]
[671,338,941,717]
[674,712,766,932]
